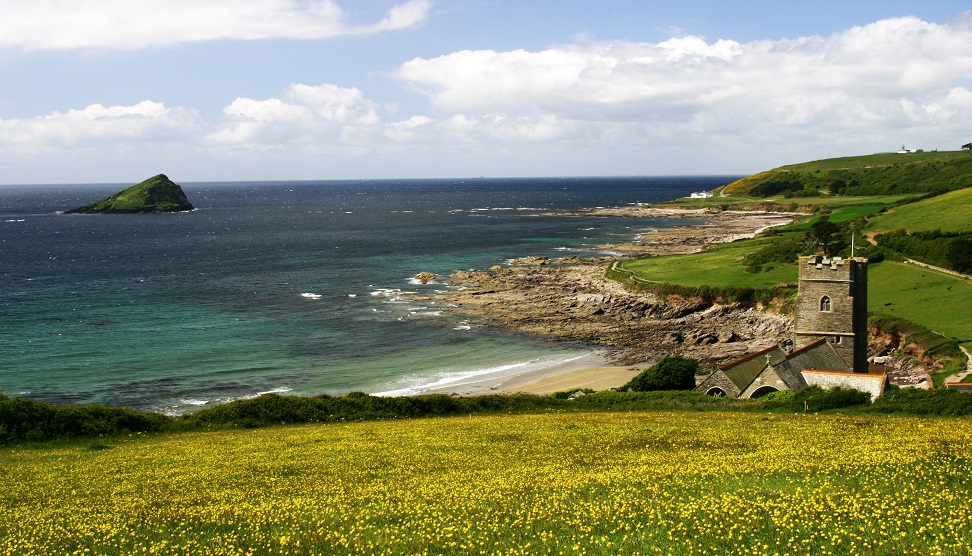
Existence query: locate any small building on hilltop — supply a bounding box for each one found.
[695,255,886,399]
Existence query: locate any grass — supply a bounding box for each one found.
[719,151,972,197]
[866,186,972,233]
[780,151,966,171]
[615,238,797,290]
[867,261,972,344]
[2,410,970,555]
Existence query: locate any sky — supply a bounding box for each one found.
[2,0,972,184]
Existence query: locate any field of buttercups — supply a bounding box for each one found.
[1,410,970,555]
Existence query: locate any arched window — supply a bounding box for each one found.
[820,296,831,312]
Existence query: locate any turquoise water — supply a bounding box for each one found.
[0,177,737,413]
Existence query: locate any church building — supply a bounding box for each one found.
[694,255,886,400]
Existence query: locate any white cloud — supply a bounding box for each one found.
[5,14,972,182]
[384,116,433,142]
[396,15,972,148]
[0,0,431,50]
[0,101,199,152]
[207,83,380,146]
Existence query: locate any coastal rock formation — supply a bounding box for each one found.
[65,174,194,214]
[428,209,800,372]
[414,272,439,284]
[439,260,792,372]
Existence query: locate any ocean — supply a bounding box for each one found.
[0,176,737,414]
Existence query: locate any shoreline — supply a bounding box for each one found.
[417,207,799,395]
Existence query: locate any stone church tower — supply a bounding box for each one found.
[793,255,868,373]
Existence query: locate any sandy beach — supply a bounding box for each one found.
[494,364,643,395]
[411,352,642,396]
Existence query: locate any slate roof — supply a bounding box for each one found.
[773,338,849,390]
[708,339,851,397]
[778,338,850,372]
[719,345,788,392]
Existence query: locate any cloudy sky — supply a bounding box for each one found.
[2,0,971,184]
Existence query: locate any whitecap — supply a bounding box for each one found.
[256,386,292,396]
[301,292,322,300]
[372,352,606,397]
[180,399,209,406]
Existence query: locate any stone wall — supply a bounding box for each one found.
[802,370,886,400]
[695,371,742,398]
[740,366,788,398]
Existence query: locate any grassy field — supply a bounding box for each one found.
[777,151,967,171]
[868,261,972,345]
[2,410,971,556]
[719,151,972,197]
[614,238,797,289]
[668,193,918,214]
[866,186,972,233]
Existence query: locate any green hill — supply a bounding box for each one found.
[65,174,193,214]
[866,186,972,233]
[720,151,972,197]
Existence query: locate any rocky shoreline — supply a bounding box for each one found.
[427,208,799,373]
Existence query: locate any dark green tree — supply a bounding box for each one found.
[806,218,841,255]
[948,237,972,273]
[621,356,700,392]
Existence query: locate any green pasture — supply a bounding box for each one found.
[866,186,972,233]
[868,261,972,345]
[669,193,916,217]
[780,151,966,171]
[615,238,796,289]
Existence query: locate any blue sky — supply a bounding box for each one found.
[2,0,971,184]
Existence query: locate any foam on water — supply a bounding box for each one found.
[372,353,598,397]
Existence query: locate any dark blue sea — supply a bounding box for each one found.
[0,176,736,414]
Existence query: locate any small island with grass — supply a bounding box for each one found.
[64,174,194,214]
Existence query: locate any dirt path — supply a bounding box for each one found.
[943,346,972,384]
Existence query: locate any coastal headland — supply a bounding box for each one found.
[424,207,799,394]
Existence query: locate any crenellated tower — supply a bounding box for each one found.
[793,255,868,373]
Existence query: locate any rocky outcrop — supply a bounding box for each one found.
[440,259,793,371]
[414,272,439,284]
[65,174,194,214]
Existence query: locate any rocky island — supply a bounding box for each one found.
[65,174,194,214]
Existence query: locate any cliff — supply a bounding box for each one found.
[65,174,194,214]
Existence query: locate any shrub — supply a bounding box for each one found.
[866,388,972,416]
[0,394,171,444]
[762,386,871,412]
[621,357,700,392]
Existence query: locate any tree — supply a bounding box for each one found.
[948,237,972,274]
[622,356,700,392]
[806,217,842,256]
